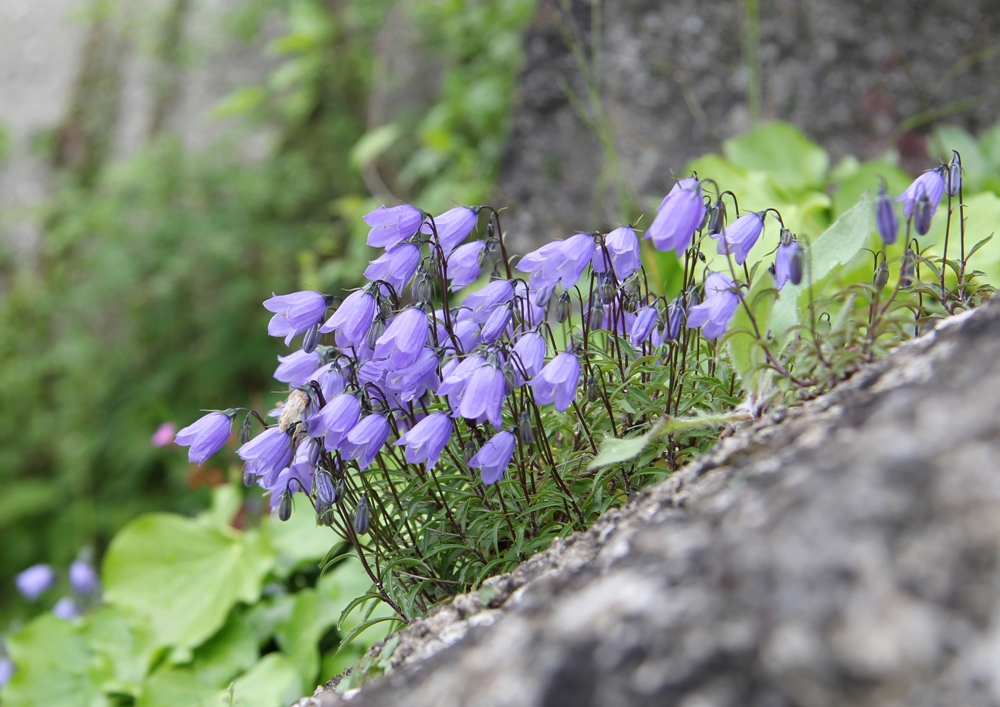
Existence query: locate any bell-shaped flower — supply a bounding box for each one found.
[630,305,659,346]
[16,564,55,601]
[265,441,314,501]
[364,243,421,295]
[374,307,429,369]
[593,226,641,281]
[774,241,803,290]
[447,241,486,290]
[713,212,764,266]
[469,430,516,486]
[664,298,683,342]
[274,349,321,388]
[552,234,597,290]
[396,412,452,469]
[646,181,705,256]
[175,410,236,464]
[876,179,898,245]
[896,168,944,220]
[385,347,440,402]
[313,393,361,451]
[480,303,513,343]
[364,204,422,249]
[453,318,482,353]
[341,413,391,470]
[438,354,486,410]
[423,206,478,254]
[462,280,514,323]
[529,351,581,412]
[455,363,506,429]
[53,597,80,620]
[237,427,293,488]
[69,558,100,595]
[320,289,376,348]
[511,331,547,385]
[264,291,330,346]
[516,241,564,290]
[307,362,347,403]
[657,176,698,211]
[687,271,739,340]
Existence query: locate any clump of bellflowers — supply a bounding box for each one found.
[175,151,989,620]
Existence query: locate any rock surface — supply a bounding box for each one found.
[294,296,1000,707]
[497,0,1000,249]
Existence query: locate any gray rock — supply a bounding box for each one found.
[295,296,1000,706]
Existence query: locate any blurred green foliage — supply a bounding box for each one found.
[0,0,536,625]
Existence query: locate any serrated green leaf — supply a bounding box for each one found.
[103,514,275,652]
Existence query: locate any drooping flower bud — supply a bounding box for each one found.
[463,439,477,465]
[913,187,933,236]
[876,178,898,245]
[874,260,890,290]
[517,409,535,445]
[239,415,253,445]
[243,467,258,487]
[354,494,370,535]
[586,374,600,403]
[555,293,571,323]
[278,490,293,522]
[900,248,916,287]
[706,197,726,236]
[412,273,434,304]
[597,274,615,305]
[315,471,336,507]
[947,151,962,197]
[308,438,323,469]
[366,317,386,351]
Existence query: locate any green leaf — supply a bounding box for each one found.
[830,159,910,219]
[103,513,275,652]
[722,121,830,193]
[137,667,219,707]
[82,606,156,697]
[350,124,401,170]
[3,615,100,707]
[268,502,338,575]
[769,193,875,343]
[931,123,987,190]
[273,589,323,687]
[226,653,302,707]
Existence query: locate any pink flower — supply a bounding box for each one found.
[151,422,177,448]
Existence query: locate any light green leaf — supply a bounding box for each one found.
[350,124,401,170]
[137,667,219,707]
[931,123,986,190]
[189,611,259,687]
[103,513,275,652]
[226,653,302,707]
[831,159,910,219]
[268,502,338,574]
[82,606,155,697]
[3,615,100,707]
[273,589,322,687]
[920,191,1000,283]
[722,121,830,193]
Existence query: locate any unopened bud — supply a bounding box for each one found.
[243,467,258,487]
[586,374,600,403]
[308,438,323,469]
[788,245,804,286]
[555,293,571,323]
[588,306,604,330]
[315,471,336,507]
[278,490,293,522]
[302,323,320,354]
[239,415,253,445]
[412,274,434,304]
[874,261,889,290]
[947,152,962,197]
[517,409,535,445]
[900,248,916,287]
[707,198,727,236]
[598,275,615,305]
[353,494,370,535]
[366,317,386,350]
[914,192,933,236]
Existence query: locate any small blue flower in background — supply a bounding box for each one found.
[876,178,898,245]
[341,413,391,470]
[422,206,478,254]
[645,180,705,256]
[447,241,486,290]
[364,204,422,249]
[69,558,100,595]
[530,351,581,412]
[896,168,945,232]
[373,307,430,369]
[687,271,739,340]
[52,597,80,621]
[363,243,421,294]
[469,430,517,486]
[320,289,377,348]
[713,212,764,266]
[263,291,330,346]
[16,564,55,601]
[0,656,13,688]
[174,410,235,464]
[396,412,453,469]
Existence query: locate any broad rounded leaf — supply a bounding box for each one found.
[103,513,274,651]
[3,615,98,707]
[723,121,830,193]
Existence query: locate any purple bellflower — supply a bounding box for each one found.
[69,559,100,595]
[320,289,376,348]
[876,179,899,245]
[447,241,486,290]
[687,271,739,340]
[314,393,362,451]
[237,427,293,488]
[462,280,514,323]
[264,291,330,346]
[385,347,440,402]
[646,181,705,256]
[516,241,564,290]
[511,331,547,385]
[897,169,944,221]
[657,176,698,211]
[341,413,391,470]
[552,234,597,290]
[0,656,13,688]
[455,362,507,429]
[175,410,236,464]
[469,430,517,486]
[593,226,641,281]
[268,442,314,503]
[364,204,422,249]
[53,597,80,620]
[374,307,429,369]
[438,354,486,410]
[364,243,421,295]
[530,351,581,412]
[480,303,513,343]
[274,349,321,388]
[630,305,659,346]
[308,362,347,403]
[774,240,804,291]
[664,299,683,342]
[16,564,55,601]
[396,412,452,469]
[423,206,478,254]
[714,212,764,266]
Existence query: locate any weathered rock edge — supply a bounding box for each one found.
[297,298,1000,707]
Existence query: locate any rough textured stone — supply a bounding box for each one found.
[294,296,1000,706]
[497,0,1000,251]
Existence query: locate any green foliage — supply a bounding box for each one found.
[2,487,394,707]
